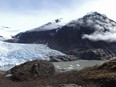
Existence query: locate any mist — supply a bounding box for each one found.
[83,31,116,42]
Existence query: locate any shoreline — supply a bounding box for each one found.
[0,60,106,72]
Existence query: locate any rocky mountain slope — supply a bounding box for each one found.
[13,12,116,60]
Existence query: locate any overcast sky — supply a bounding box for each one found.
[0,0,116,30]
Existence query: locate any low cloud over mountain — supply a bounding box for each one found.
[80,12,116,42]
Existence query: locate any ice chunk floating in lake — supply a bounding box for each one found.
[0,41,65,67]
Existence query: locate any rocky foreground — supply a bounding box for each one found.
[0,59,115,87]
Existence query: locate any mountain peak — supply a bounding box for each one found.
[65,12,116,42]
[86,12,106,17]
[55,18,63,23]
[82,12,107,21]
[68,12,116,28]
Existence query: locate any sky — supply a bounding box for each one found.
[0,0,116,31]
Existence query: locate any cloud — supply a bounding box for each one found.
[82,12,116,42]
[0,0,90,30]
[0,0,81,12]
[83,31,116,42]
[0,0,116,32]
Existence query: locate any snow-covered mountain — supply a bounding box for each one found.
[14,12,116,60]
[15,12,116,42]
[67,12,116,42]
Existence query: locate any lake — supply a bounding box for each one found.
[53,60,107,72]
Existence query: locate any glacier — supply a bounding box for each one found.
[0,40,65,67]
[0,21,66,68]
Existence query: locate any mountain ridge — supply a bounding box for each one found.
[13,12,116,60]
[27,18,65,32]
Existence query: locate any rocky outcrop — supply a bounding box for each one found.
[98,59,116,71]
[56,59,116,87]
[10,60,55,81]
[49,55,77,62]
[78,49,111,60]
[13,12,116,60]
[85,59,116,87]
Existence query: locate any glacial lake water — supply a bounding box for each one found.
[53,60,107,72]
[0,60,107,71]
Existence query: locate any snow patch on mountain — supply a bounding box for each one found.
[28,18,67,32]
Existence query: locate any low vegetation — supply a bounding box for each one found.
[0,59,116,87]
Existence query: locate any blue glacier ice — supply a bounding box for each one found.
[0,40,65,67]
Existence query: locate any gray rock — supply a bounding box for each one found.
[10,60,55,81]
[79,49,110,60]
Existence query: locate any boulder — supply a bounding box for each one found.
[10,60,55,81]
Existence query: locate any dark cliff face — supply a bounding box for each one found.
[15,29,57,43]
[14,12,116,60]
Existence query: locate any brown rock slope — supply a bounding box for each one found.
[10,60,55,81]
